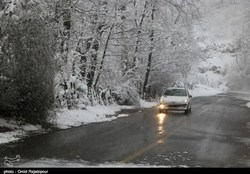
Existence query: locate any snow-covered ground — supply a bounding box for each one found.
[246,102,250,108]
[49,100,158,129]
[0,130,25,145]
[189,84,223,97]
[16,158,188,168]
[0,118,43,145]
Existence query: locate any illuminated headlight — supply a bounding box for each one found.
[159,104,165,109]
[184,100,188,103]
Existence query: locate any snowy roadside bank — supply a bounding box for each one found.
[0,118,44,145]
[188,84,223,98]
[50,85,225,130]
[247,102,250,108]
[48,100,158,129]
[0,100,158,145]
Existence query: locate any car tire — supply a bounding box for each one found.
[185,105,190,115]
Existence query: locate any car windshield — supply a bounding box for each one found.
[164,89,187,97]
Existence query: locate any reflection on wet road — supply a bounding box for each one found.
[157,113,167,134]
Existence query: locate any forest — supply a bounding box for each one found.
[0,0,249,125]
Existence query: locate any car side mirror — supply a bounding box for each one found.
[189,95,192,98]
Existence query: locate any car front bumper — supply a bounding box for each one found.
[159,102,188,111]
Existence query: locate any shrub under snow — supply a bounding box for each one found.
[111,84,141,106]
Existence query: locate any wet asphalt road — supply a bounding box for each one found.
[0,93,250,167]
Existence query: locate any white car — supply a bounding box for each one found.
[159,88,192,114]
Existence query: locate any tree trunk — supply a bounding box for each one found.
[60,0,71,56]
[56,0,71,108]
[93,25,113,90]
[142,3,155,99]
[121,21,128,76]
[131,0,148,69]
[86,24,104,103]
[76,38,91,80]
[86,39,99,90]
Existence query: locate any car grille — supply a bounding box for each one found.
[167,104,187,108]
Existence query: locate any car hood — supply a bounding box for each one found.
[161,96,188,103]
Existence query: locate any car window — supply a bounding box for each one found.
[164,89,188,96]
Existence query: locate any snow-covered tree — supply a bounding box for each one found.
[227,0,250,91]
[0,0,204,124]
[0,0,55,124]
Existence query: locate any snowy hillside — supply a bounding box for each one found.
[195,0,245,45]
[189,0,247,90]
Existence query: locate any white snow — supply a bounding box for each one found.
[0,118,42,131]
[49,107,117,129]
[0,118,20,130]
[187,49,234,92]
[190,0,247,92]
[189,84,222,97]
[246,102,250,108]
[0,118,44,145]
[21,124,42,131]
[16,158,188,168]
[194,0,246,45]
[49,100,158,129]
[117,114,129,118]
[0,130,26,145]
[140,100,158,108]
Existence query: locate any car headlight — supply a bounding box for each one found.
[184,100,188,103]
[159,104,165,109]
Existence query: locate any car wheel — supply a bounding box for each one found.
[185,105,190,115]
